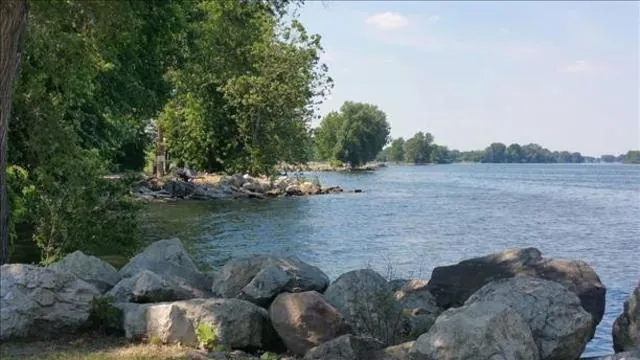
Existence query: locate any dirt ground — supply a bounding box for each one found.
[0,333,277,360]
[0,334,192,360]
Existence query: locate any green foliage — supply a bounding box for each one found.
[622,150,640,164]
[430,145,452,164]
[315,112,343,161]
[315,102,390,168]
[388,138,405,163]
[88,296,124,335]
[149,336,162,346]
[195,322,221,352]
[160,1,332,176]
[403,132,434,164]
[260,352,280,360]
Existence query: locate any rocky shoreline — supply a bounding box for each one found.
[133,173,360,202]
[1,240,638,360]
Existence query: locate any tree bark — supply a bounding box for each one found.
[0,0,28,265]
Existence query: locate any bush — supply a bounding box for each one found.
[8,150,142,264]
[195,322,226,352]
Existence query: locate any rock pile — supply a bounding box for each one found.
[2,243,637,360]
[134,174,348,201]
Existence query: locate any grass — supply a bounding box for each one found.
[0,334,192,360]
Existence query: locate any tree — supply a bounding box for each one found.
[622,150,640,164]
[333,102,390,167]
[1,0,27,265]
[430,145,451,164]
[403,131,434,164]
[315,111,343,161]
[388,138,405,163]
[506,143,523,163]
[160,1,331,175]
[482,142,507,163]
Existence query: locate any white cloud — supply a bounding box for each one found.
[365,12,409,30]
[564,60,595,73]
[427,15,441,24]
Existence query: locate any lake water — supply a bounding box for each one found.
[143,164,640,356]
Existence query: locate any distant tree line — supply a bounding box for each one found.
[376,134,640,165]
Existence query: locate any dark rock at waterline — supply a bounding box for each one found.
[410,301,539,360]
[613,282,640,352]
[465,276,593,360]
[426,247,606,337]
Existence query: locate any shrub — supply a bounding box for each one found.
[195,322,226,352]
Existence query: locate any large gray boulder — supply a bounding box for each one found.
[1,264,101,339]
[324,269,401,345]
[120,238,199,276]
[466,276,593,360]
[427,247,605,336]
[49,251,121,293]
[304,334,384,360]
[269,291,351,355]
[107,270,180,303]
[613,282,640,352]
[212,255,329,307]
[118,298,277,350]
[120,239,211,299]
[394,279,443,342]
[410,301,539,360]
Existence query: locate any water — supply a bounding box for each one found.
[142,164,640,356]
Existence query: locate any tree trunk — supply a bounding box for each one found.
[155,126,165,177]
[0,0,27,265]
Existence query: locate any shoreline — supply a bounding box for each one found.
[132,173,360,203]
[1,242,635,360]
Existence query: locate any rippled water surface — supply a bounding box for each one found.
[143,164,640,356]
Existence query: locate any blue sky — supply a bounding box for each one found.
[297,1,639,156]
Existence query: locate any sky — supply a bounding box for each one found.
[297,1,640,156]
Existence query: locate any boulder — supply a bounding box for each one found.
[285,184,304,196]
[304,334,384,360]
[324,269,401,344]
[107,270,179,303]
[374,341,415,360]
[1,264,101,339]
[164,180,197,198]
[118,298,277,350]
[212,255,329,307]
[269,291,351,355]
[426,247,605,335]
[120,239,212,299]
[581,350,640,360]
[466,276,593,360]
[120,238,199,275]
[613,282,640,352]
[49,250,121,293]
[410,301,539,360]
[394,279,442,341]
